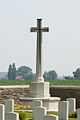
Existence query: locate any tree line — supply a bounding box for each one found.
[8,63,80,80]
[8,63,57,80]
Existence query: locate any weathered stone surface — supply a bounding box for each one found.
[0,87,29,105]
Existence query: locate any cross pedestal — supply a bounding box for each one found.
[20,19,60,111]
[29,82,50,98]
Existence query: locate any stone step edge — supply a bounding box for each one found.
[0,85,29,88]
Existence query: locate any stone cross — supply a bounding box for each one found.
[30,19,49,82]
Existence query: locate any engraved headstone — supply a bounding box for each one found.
[58,101,69,120]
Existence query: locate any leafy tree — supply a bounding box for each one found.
[43,71,48,80]
[17,66,34,80]
[64,76,73,80]
[43,70,58,80]
[73,68,80,79]
[48,70,58,80]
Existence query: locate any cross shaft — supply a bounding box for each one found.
[30,19,49,82]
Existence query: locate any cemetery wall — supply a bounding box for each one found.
[50,86,80,108]
[0,86,80,108]
[0,86,29,104]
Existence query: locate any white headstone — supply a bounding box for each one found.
[44,115,58,120]
[32,100,42,109]
[32,100,43,120]
[6,112,19,120]
[5,99,14,113]
[0,104,5,120]
[67,98,76,113]
[77,109,80,120]
[33,106,47,120]
[58,101,69,120]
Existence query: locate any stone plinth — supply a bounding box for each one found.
[29,82,50,98]
[20,81,60,111]
[20,82,60,111]
[20,97,60,111]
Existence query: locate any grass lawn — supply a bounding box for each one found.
[0,79,80,86]
[47,80,80,86]
[0,80,32,86]
[17,111,76,120]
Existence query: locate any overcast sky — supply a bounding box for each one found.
[0,0,80,76]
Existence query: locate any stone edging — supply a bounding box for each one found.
[0,85,29,88]
[51,85,80,89]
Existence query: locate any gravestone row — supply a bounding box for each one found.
[0,98,79,120]
[0,99,19,120]
[32,98,80,120]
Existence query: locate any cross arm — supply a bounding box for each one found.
[30,27,38,32]
[41,27,49,32]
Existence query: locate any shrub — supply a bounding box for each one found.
[69,111,77,118]
[19,111,27,120]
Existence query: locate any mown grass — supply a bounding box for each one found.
[17,111,76,120]
[0,79,80,86]
[46,80,80,86]
[0,80,32,86]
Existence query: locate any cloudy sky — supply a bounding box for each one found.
[0,0,80,76]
